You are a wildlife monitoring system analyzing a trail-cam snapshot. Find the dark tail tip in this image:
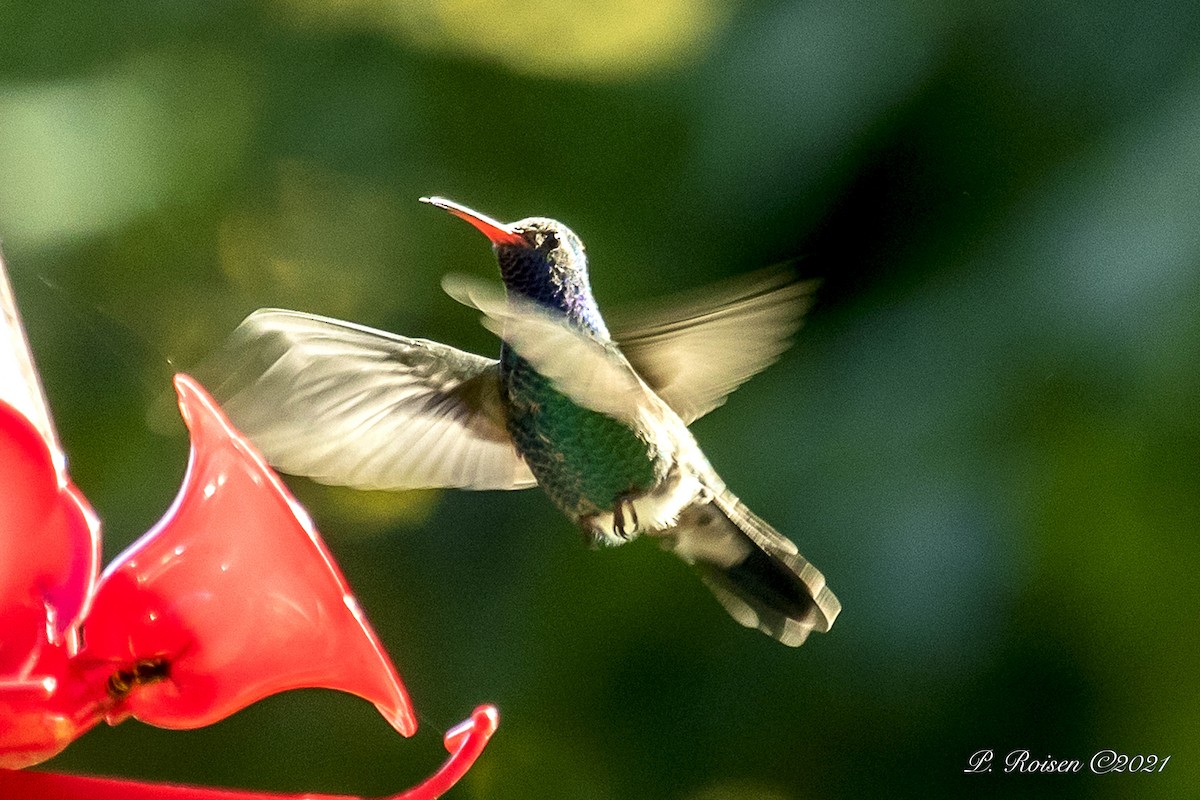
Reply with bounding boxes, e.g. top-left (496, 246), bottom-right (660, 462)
top-left (727, 547), bottom-right (825, 624)
top-left (665, 492), bottom-right (840, 647)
